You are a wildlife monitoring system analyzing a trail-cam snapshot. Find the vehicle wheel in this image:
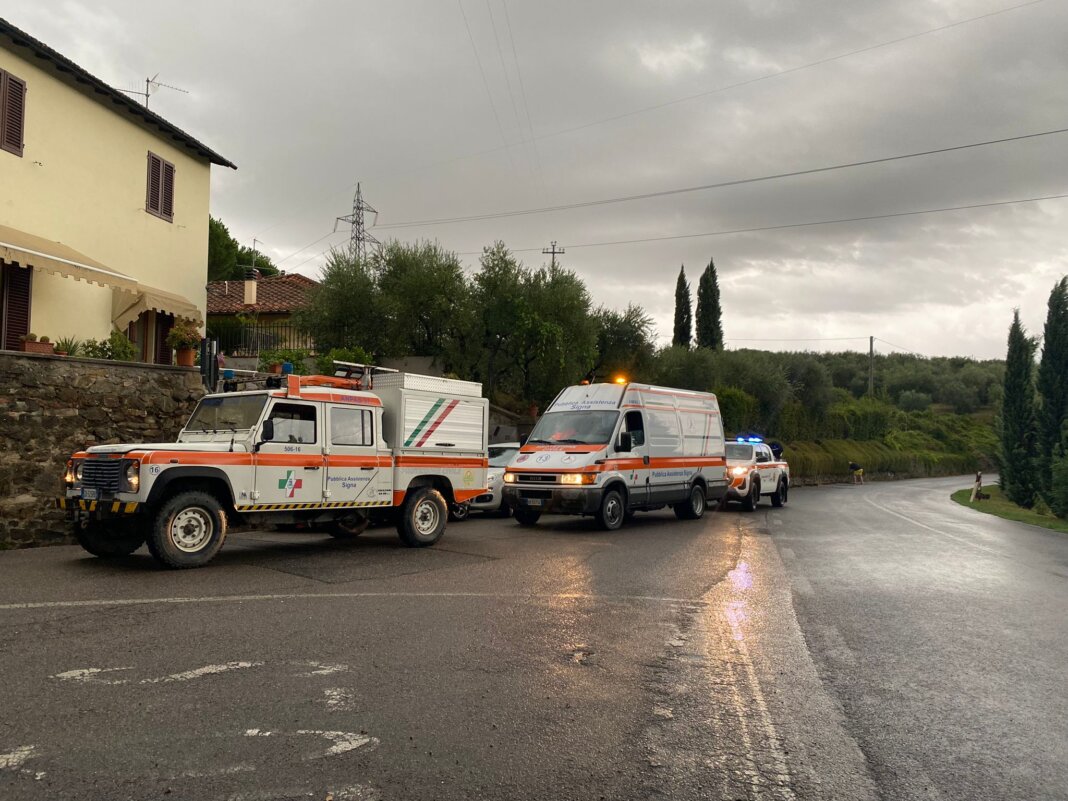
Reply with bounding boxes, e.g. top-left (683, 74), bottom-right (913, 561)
top-left (147, 491), bottom-right (227, 569)
top-left (329, 512), bottom-right (369, 539)
top-left (771, 479), bottom-right (788, 508)
top-left (449, 502), bottom-right (471, 522)
top-left (497, 498), bottom-right (513, 518)
top-left (397, 488), bottom-right (447, 547)
top-left (597, 488), bottom-right (626, 531)
top-left (73, 520), bottom-right (145, 557)
top-left (741, 479), bottom-right (760, 512)
top-left (674, 483), bottom-right (707, 520)
top-left (513, 506), bottom-right (541, 526)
